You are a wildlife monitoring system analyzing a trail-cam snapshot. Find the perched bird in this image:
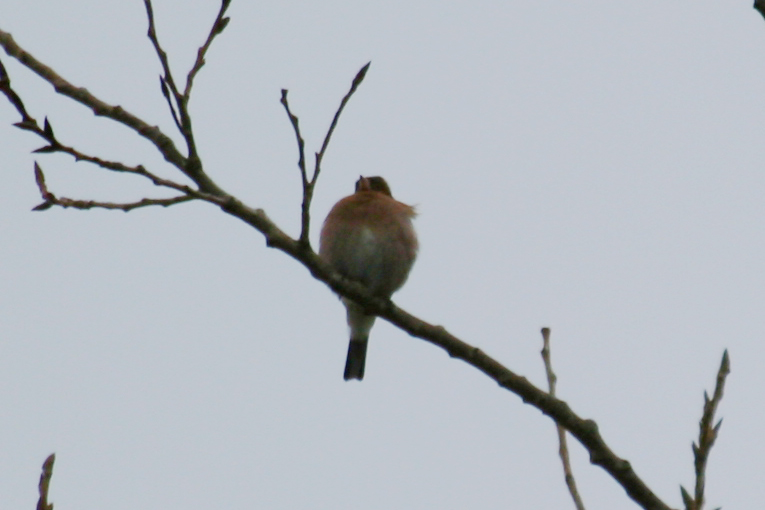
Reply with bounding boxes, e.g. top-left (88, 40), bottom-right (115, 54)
top-left (319, 176), bottom-right (418, 380)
